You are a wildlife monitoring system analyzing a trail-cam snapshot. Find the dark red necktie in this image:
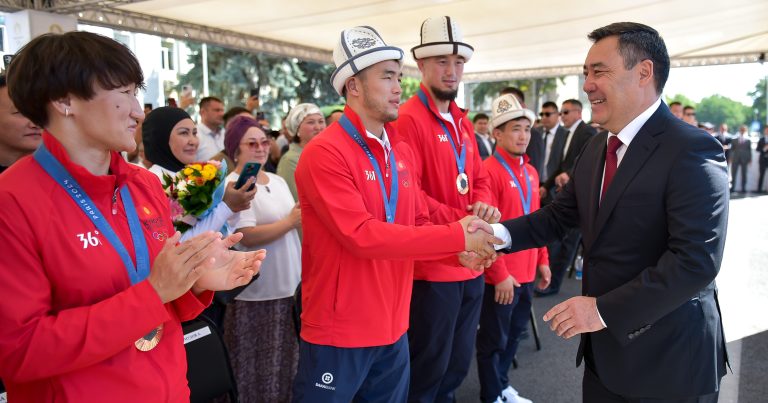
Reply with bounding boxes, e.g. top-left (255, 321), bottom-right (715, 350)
top-left (601, 135), bottom-right (623, 199)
